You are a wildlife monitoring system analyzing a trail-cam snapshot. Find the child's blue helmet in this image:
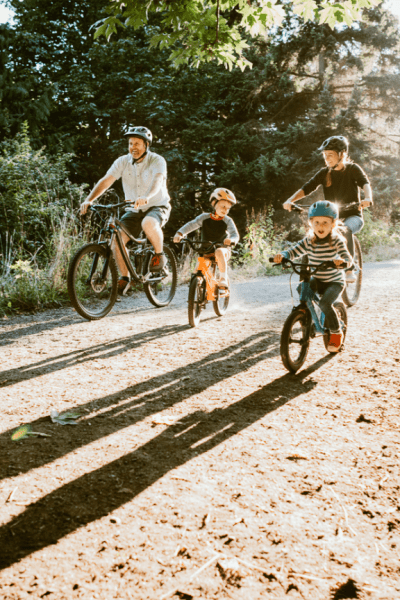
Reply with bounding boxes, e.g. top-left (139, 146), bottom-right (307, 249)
top-left (308, 201), bottom-right (338, 220)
